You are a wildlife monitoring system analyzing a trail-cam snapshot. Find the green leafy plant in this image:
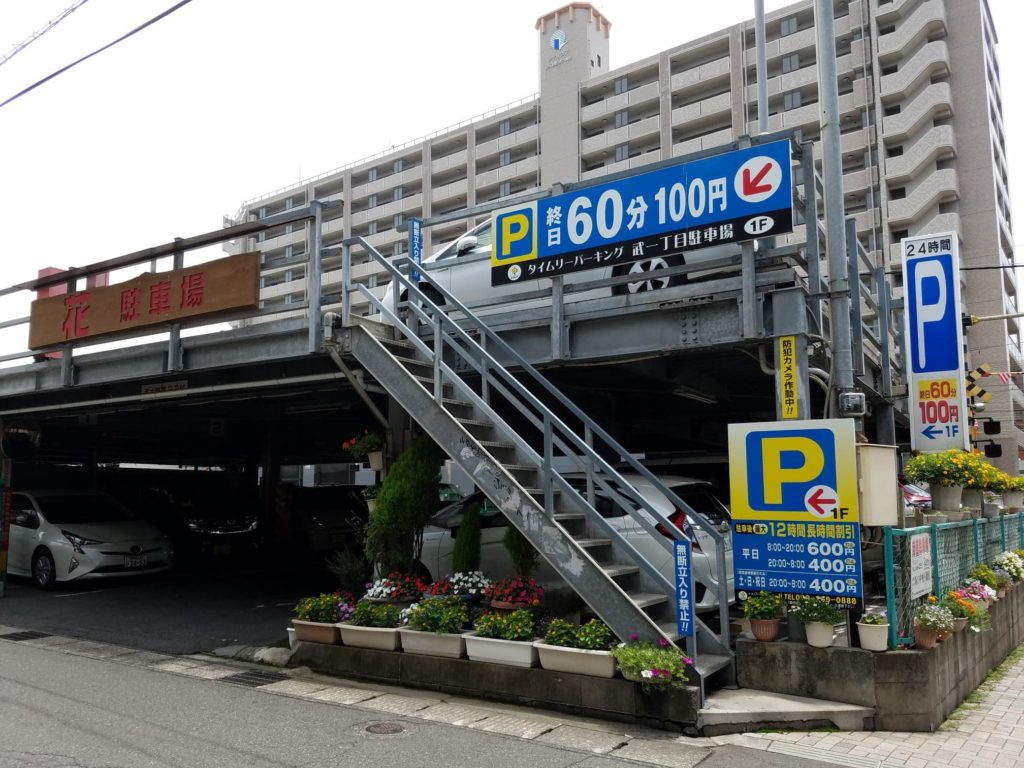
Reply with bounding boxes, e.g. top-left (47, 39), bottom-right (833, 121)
top-left (343, 430), bottom-right (385, 460)
top-left (451, 499), bottom-right (482, 573)
top-left (364, 434), bottom-right (445, 573)
top-left (406, 595), bottom-right (468, 634)
top-left (969, 564), bottom-right (1000, 590)
top-left (503, 524), bottom-right (539, 576)
top-left (348, 599), bottom-right (400, 628)
top-left (362, 484), bottom-right (381, 500)
top-left (742, 591), bottom-right (784, 620)
top-left (575, 619), bottom-right (616, 650)
top-left (541, 618), bottom-right (577, 648)
top-left (326, 549), bottom-right (373, 595)
top-left (611, 636), bottom-right (692, 692)
top-left (993, 568), bottom-right (1013, 591)
top-left (791, 595), bottom-right (844, 625)
top-left (474, 609), bottom-right (535, 641)
top-left (858, 612), bottom-right (887, 626)
top-left (294, 591), bottom-right (353, 623)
